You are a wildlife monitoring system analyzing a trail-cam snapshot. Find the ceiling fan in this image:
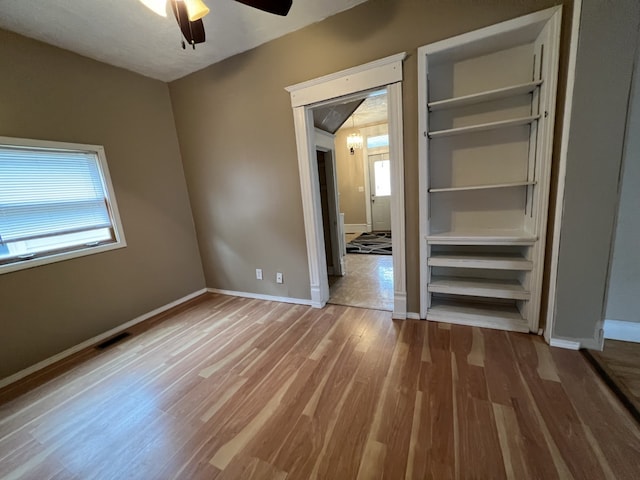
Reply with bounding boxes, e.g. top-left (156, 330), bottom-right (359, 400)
top-left (140, 0), bottom-right (293, 49)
